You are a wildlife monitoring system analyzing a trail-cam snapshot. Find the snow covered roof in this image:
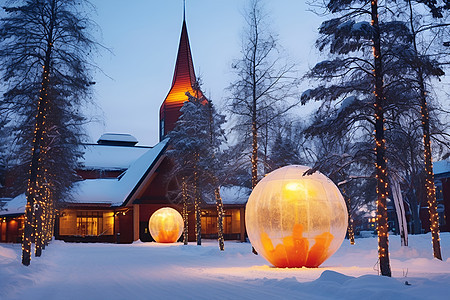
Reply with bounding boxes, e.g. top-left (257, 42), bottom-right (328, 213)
top-left (97, 133), bottom-right (138, 146)
top-left (72, 139), bottom-right (169, 206)
top-left (71, 179), bottom-right (123, 206)
top-left (0, 194), bottom-right (26, 216)
top-left (220, 186), bottom-right (251, 205)
top-left (80, 144), bottom-right (151, 171)
top-left (1, 139), bottom-right (170, 213)
top-left (434, 160), bottom-right (450, 176)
